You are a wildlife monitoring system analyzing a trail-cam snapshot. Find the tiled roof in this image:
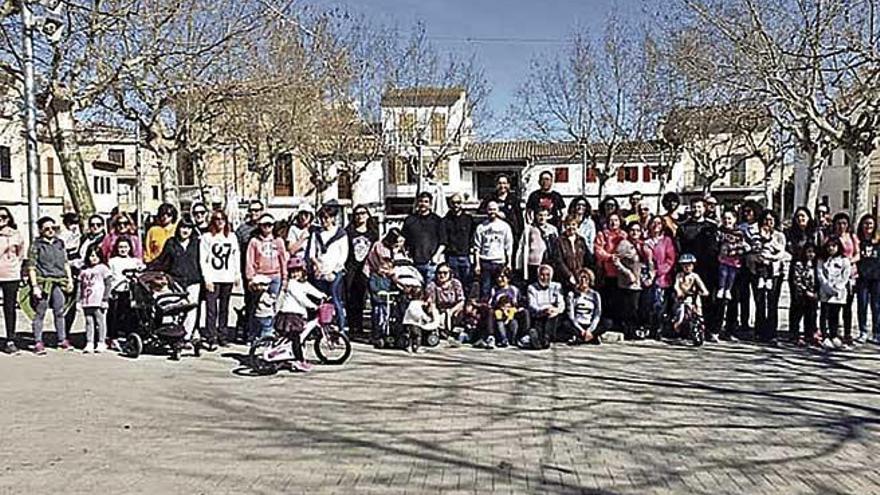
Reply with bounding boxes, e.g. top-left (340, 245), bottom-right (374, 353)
top-left (662, 105), bottom-right (772, 141)
top-left (462, 140), bottom-right (664, 163)
top-left (381, 87), bottom-right (465, 108)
